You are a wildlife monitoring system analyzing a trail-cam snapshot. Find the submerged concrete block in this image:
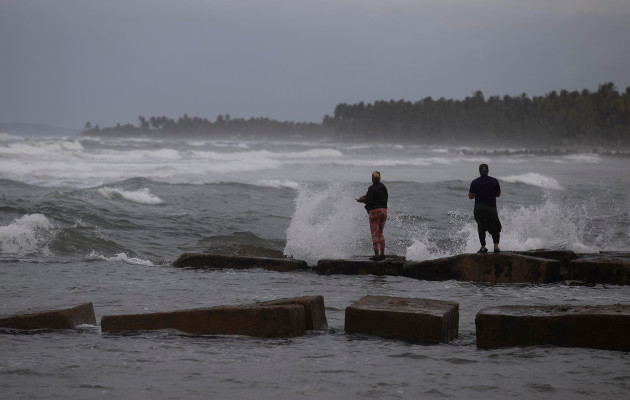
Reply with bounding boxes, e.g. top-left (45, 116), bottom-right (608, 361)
top-left (316, 256), bottom-right (406, 276)
top-left (0, 302), bottom-right (96, 331)
top-left (101, 304), bottom-right (306, 338)
top-left (345, 295), bottom-right (459, 344)
top-left (402, 253), bottom-right (562, 284)
top-left (257, 295), bottom-right (328, 331)
top-left (566, 256), bottom-right (630, 285)
top-left (475, 304), bottom-right (630, 351)
top-left (172, 253), bottom-right (308, 272)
